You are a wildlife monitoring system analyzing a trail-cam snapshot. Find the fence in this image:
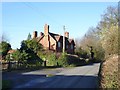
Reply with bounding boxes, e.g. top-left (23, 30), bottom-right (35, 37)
top-left (2, 61), bottom-right (18, 70)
